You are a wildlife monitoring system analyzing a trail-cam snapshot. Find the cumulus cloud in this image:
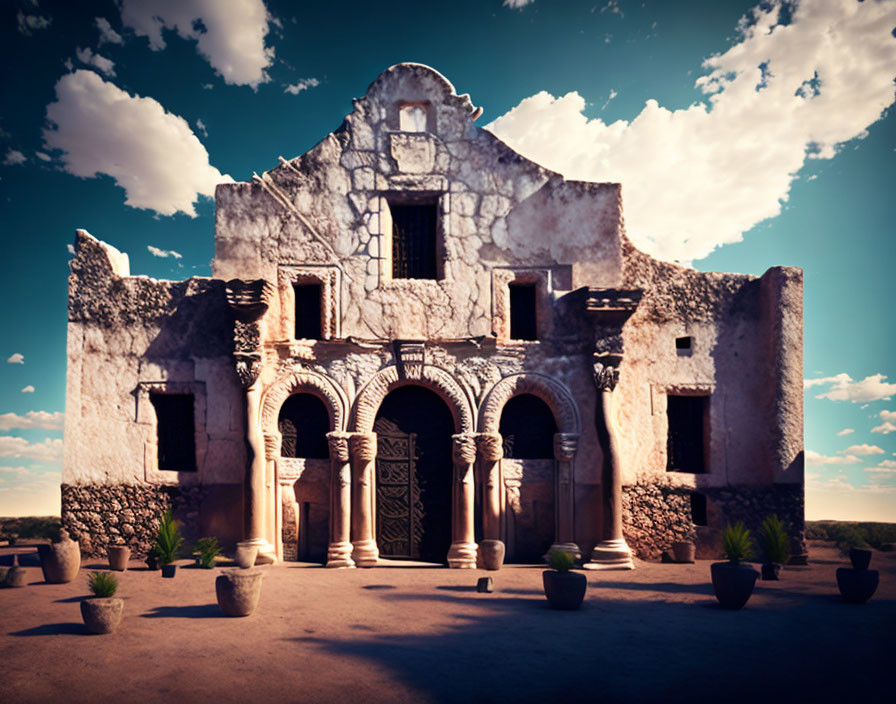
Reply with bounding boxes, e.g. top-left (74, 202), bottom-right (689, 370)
top-left (804, 373), bottom-right (896, 403)
top-left (836, 428), bottom-right (854, 437)
top-left (95, 17), bottom-right (123, 45)
top-left (17, 10), bottom-right (51, 36)
top-left (7, 353), bottom-right (24, 364)
top-left (503, 0), bottom-right (535, 8)
top-left (872, 421), bottom-right (896, 435)
top-left (805, 450), bottom-right (862, 467)
top-left (0, 437), bottom-right (62, 462)
top-left (35, 151), bottom-right (52, 162)
top-left (840, 444), bottom-right (885, 457)
top-left (0, 411), bottom-right (64, 432)
top-left (120, 0), bottom-right (275, 88)
top-left (866, 460), bottom-right (896, 474)
top-left (284, 78), bottom-right (320, 95)
top-left (75, 47), bottom-right (116, 77)
top-left (21, 386), bottom-right (35, 393)
top-left (196, 118), bottom-right (208, 137)
top-left (147, 245), bottom-right (183, 259)
top-left (3, 150), bottom-right (26, 166)
top-left (487, 0), bottom-right (896, 263)
top-left (43, 70), bottom-right (232, 217)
